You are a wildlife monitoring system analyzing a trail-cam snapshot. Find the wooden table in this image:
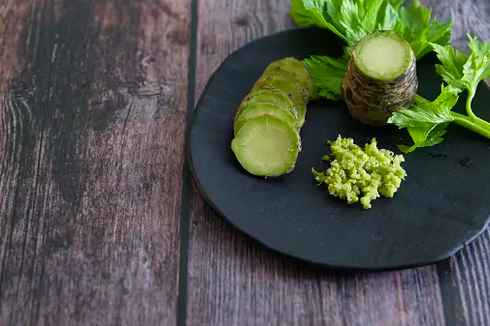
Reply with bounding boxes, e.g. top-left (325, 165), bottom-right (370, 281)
top-left (0, 0), bottom-right (489, 325)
